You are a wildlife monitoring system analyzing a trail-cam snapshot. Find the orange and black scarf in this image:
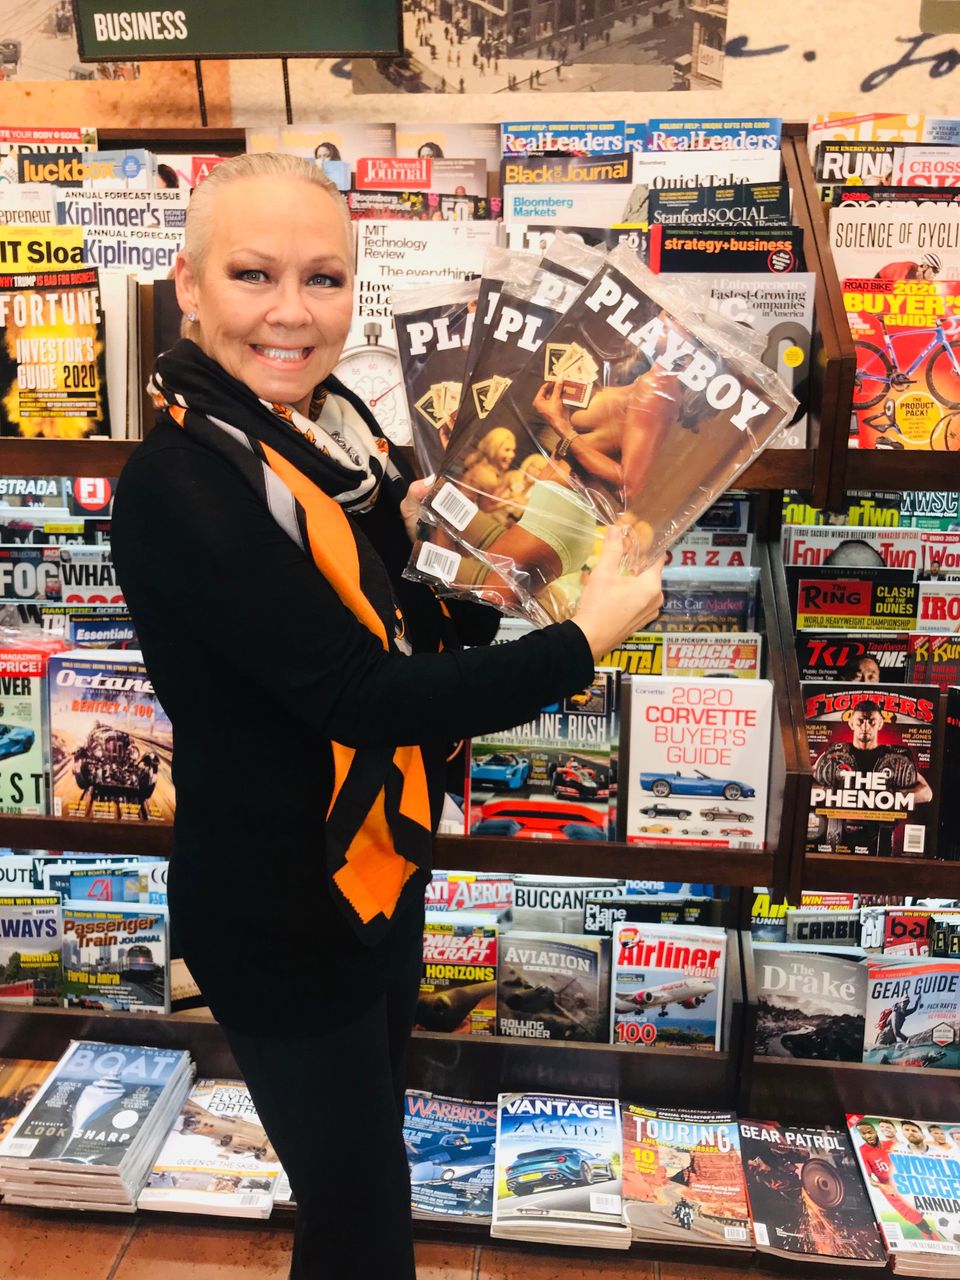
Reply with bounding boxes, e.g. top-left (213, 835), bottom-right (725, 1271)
top-left (152, 339), bottom-right (437, 945)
